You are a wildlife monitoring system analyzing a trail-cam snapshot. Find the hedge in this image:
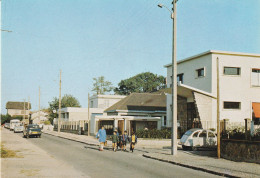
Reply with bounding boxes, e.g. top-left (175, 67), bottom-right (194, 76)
top-left (136, 128), bottom-right (171, 139)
